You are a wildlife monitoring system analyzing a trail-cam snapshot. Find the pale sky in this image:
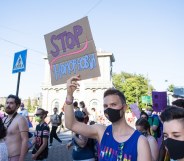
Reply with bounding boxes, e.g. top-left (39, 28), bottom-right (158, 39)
top-left (0, 0), bottom-right (184, 99)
